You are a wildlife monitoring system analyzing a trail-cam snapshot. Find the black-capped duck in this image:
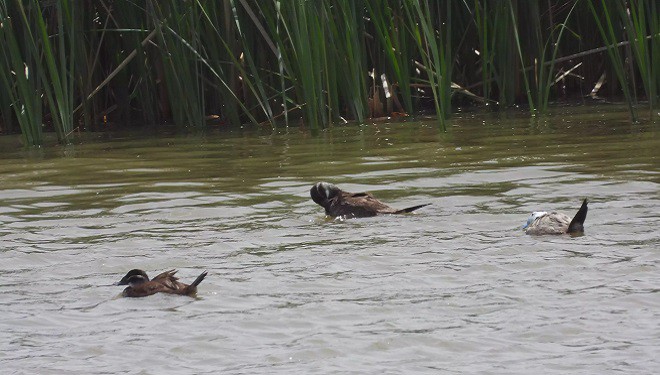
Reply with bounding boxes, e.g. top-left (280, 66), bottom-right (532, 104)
top-left (523, 198), bottom-right (588, 235)
top-left (116, 269), bottom-right (207, 297)
top-left (310, 181), bottom-right (430, 219)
